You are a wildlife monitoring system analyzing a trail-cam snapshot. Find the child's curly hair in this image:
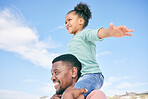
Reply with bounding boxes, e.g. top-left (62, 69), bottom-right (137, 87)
top-left (68, 2), bottom-right (92, 28)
